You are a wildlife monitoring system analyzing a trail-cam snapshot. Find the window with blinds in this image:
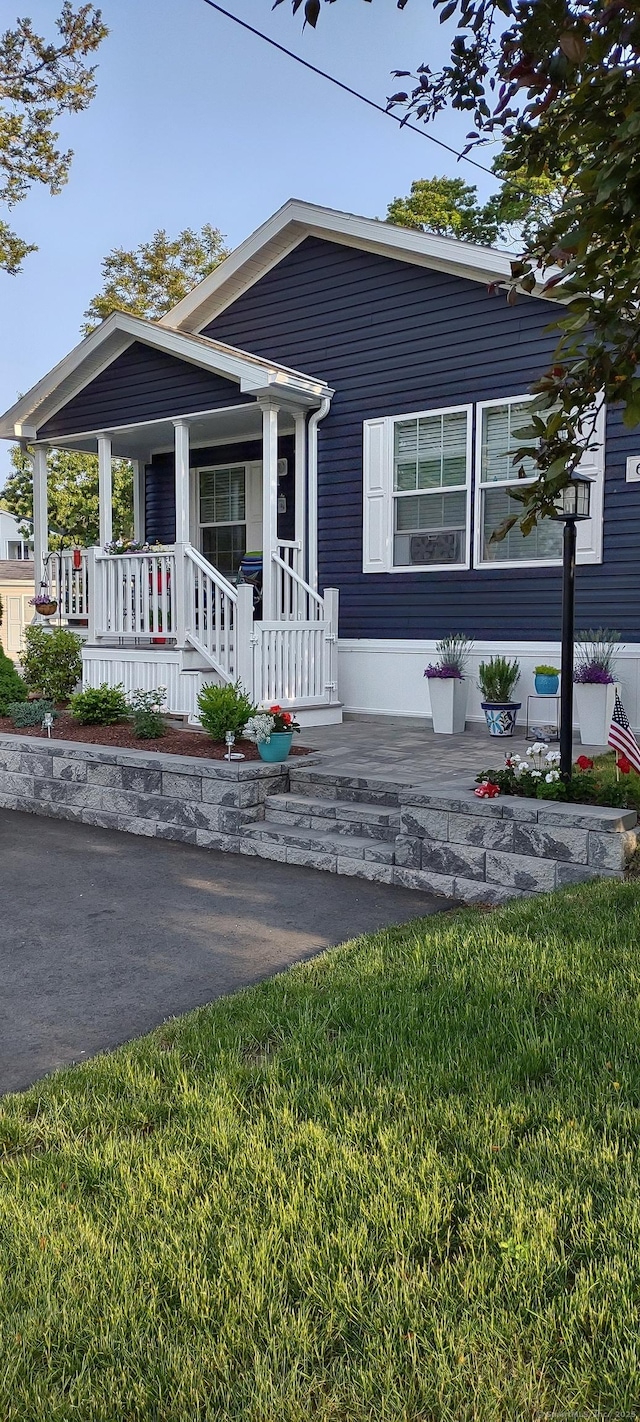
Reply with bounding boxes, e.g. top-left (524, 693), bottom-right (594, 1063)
top-left (199, 465), bottom-right (246, 578)
top-left (478, 400), bottom-right (562, 563)
top-left (392, 410), bottom-right (469, 567)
